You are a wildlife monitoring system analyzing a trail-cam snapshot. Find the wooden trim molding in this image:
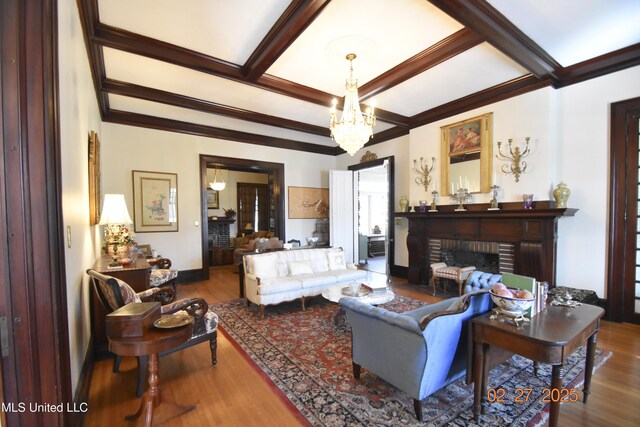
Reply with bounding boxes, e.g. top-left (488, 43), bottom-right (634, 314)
top-left (1, 0), bottom-right (72, 425)
top-left (243, 0), bottom-right (331, 81)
